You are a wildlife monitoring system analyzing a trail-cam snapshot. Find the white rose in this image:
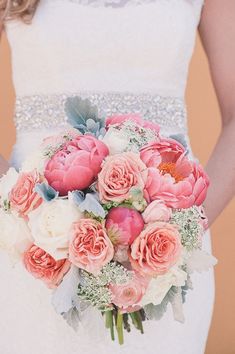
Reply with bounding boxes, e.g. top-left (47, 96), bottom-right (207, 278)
top-left (140, 265), bottom-right (188, 307)
top-left (28, 199), bottom-right (83, 260)
top-left (0, 209), bottom-right (32, 262)
top-left (21, 150), bottom-right (47, 174)
top-left (0, 168), bottom-right (19, 204)
top-left (102, 128), bottom-right (130, 154)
